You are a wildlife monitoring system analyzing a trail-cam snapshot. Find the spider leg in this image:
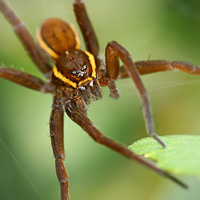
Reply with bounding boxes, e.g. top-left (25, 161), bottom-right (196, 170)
top-left (0, 66), bottom-right (53, 93)
top-left (73, 0), bottom-right (99, 57)
top-left (0, 0), bottom-right (52, 78)
top-left (118, 60), bottom-right (200, 78)
top-left (64, 98), bottom-right (187, 188)
top-left (50, 93), bottom-right (69, 200)
top-left (105, 41), bottom-right (166, 148)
